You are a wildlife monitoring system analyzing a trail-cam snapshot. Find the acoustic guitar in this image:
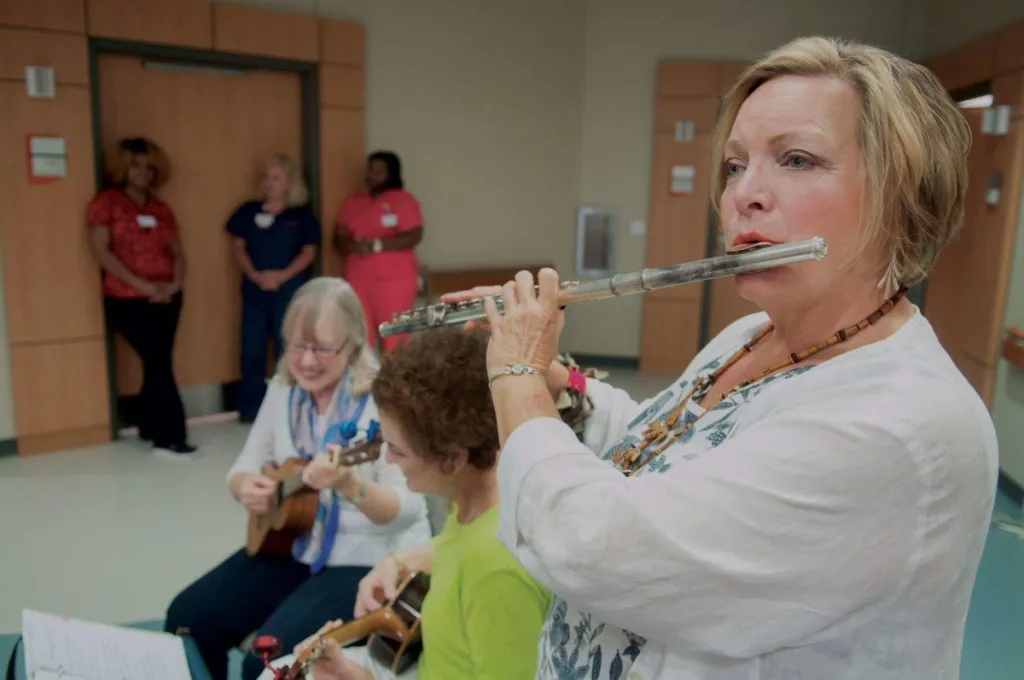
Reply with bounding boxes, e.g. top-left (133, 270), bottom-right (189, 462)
top-left (253, 571), bottom-right (430, 679)
top-left (245, 429), bottom-right (383, 558)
